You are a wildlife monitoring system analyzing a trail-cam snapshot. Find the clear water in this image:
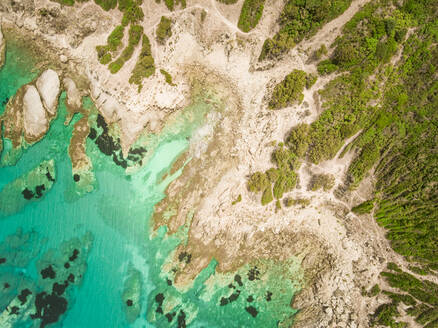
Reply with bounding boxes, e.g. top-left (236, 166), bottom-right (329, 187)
top-left (0, 36), bottom-right (303, 328)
